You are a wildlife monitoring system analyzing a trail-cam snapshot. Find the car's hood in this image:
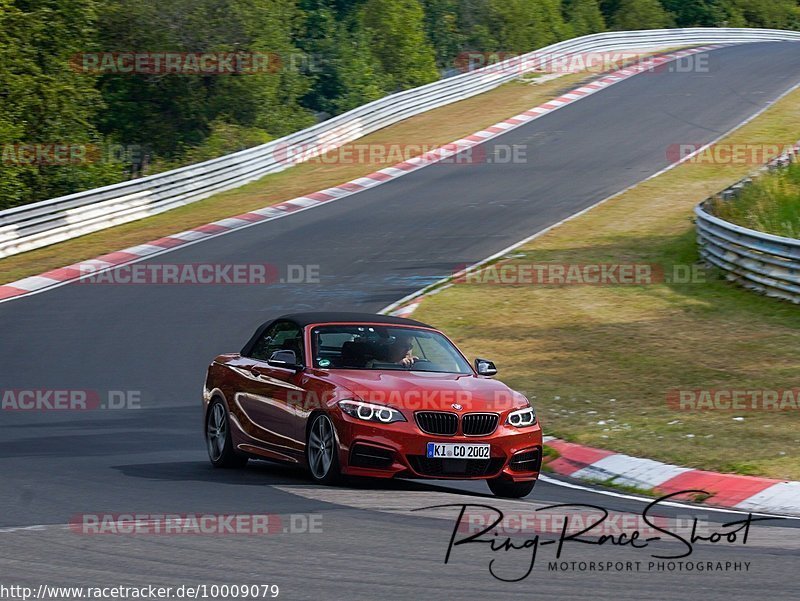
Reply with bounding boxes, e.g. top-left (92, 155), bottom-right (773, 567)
top-left (322, 369), bottom-right (527, 413)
